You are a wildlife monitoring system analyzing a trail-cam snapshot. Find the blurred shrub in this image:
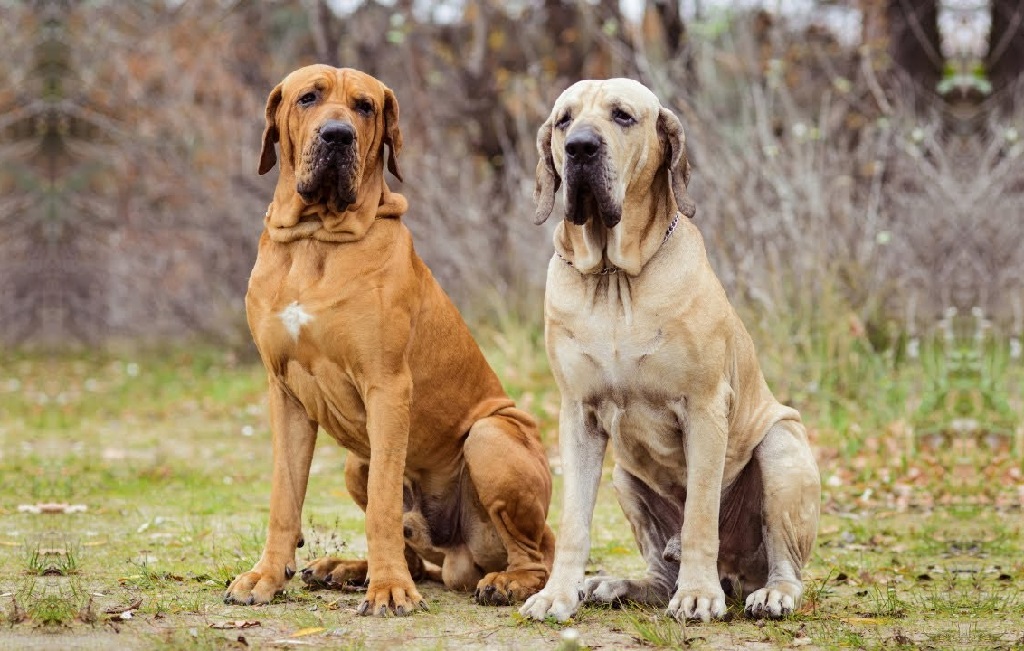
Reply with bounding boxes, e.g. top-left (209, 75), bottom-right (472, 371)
top-left (0, 0), bottom-right (1012, 354)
